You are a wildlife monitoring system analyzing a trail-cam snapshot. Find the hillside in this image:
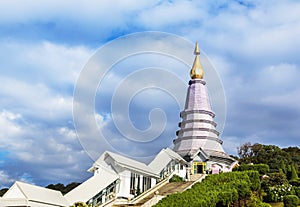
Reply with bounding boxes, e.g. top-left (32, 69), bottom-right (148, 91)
top-left (155, 143), bottom-right (300, 207)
